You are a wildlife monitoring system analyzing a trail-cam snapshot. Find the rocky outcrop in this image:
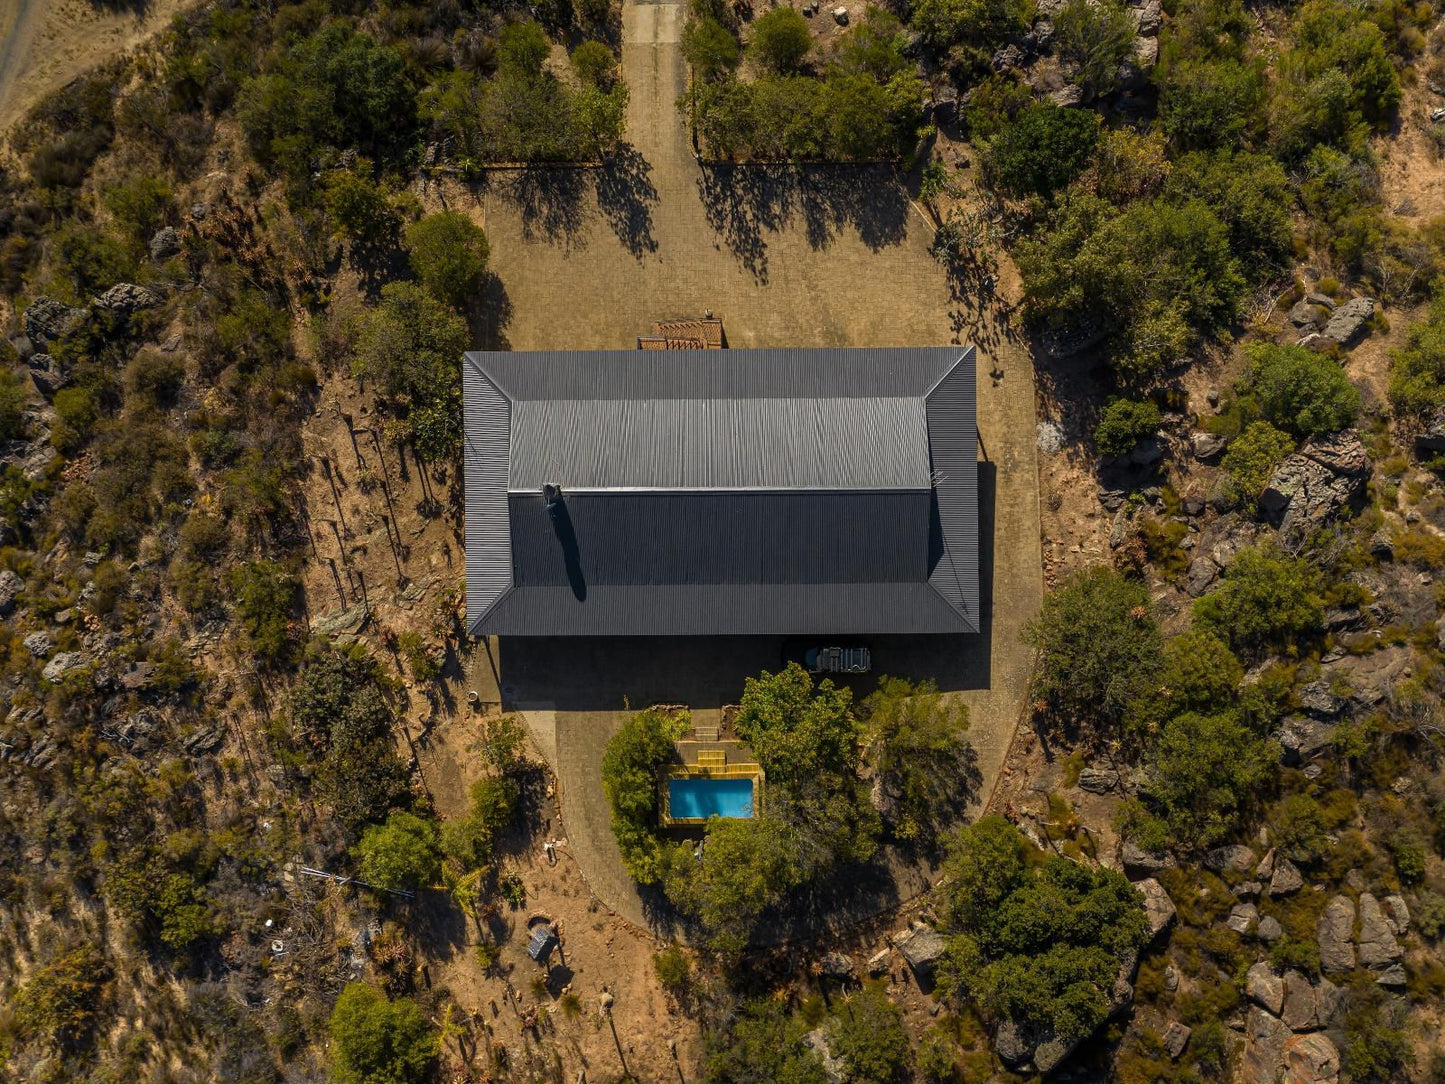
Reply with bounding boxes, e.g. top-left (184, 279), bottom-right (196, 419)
top-left (1259, 432), bottom-right (1370, 541)
top-left (26, 352), bottom-right (71, 398)
top-left (42, 651), bottom-right (86, 683)
top-left (1205, 844), bottom-right (1256, 873)
top-left (1273, 716), bottom-right (1336, 766)
top-left (1229, 902), bottom-right (1260, 934)
top-left (994, 950), bottom-right (1138, 1073)
top-left (1283, 1032), bottom-right (1340, 1084)
top-left (149, 226), bottom-right (182, 261)
top-left (1246, 963), bottom-right (1285, 1015)
top-left (1280, 971), bottom-right (1340, 1031)
top-left (0, 568), bottom-right (21, 616)
top-left (1079, 765), bottom-right (1120, 793)
top-left (94, 283), bottom-right (161, 312)
top-left (23, 297), bottom-right (84, 348)
top-left (804, 1028), bottom-right (847, 1084)
top-left (1319, 297), bottom-right (1375, 345)
top-left (1356, 893), bottom-right (1403, 969)
top-left (819, 952), bottom-right (854, 979)
top-left (1122, 841), bottom-right (1175, 878)
top-left (1241, 1006), bottom-right (1291, 1084)
top-left (1317, 895), bottom-right (1356, 974)
top-left (1163, 1021), bottom-right (1191, 1060)
top-left (1135, 878), bottom-right (1176, 940)
top-left (893, 923), bottom-right (945, 976)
